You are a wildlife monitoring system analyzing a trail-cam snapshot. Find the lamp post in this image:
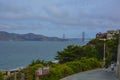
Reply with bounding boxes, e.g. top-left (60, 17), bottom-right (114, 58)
top-left (103, 39), bottom-right (106, 62)
top-left (99, 38), bottom-right (106, 65)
